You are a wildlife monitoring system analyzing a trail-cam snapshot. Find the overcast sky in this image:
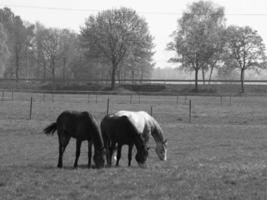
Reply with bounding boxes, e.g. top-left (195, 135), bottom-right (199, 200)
top-left (1, 0), bottom-right (267, 69)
